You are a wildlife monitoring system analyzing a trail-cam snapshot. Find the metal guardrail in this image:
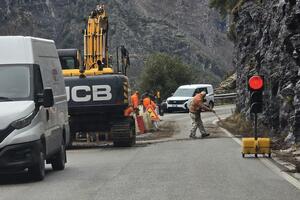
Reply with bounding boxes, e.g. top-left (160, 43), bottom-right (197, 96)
top-left (214, 93), bottom-right (237, 100)
top-left (161, 93), bottom-right (237, 104)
